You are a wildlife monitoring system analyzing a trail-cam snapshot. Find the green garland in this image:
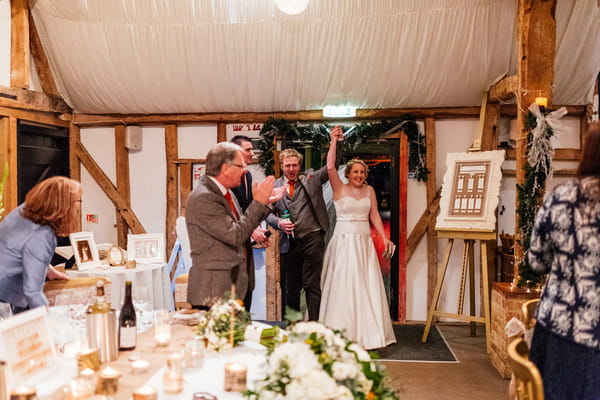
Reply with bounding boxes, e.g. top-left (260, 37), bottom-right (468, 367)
top-left (257, 116), bottom-right (428, 181)
top-left (515, 111), bottom-right (554, 288)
